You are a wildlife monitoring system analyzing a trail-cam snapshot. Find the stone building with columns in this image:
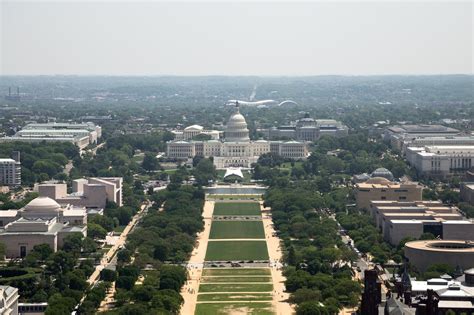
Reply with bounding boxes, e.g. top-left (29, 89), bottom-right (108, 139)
top-left (166, 105), bottom-right (308, 169)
